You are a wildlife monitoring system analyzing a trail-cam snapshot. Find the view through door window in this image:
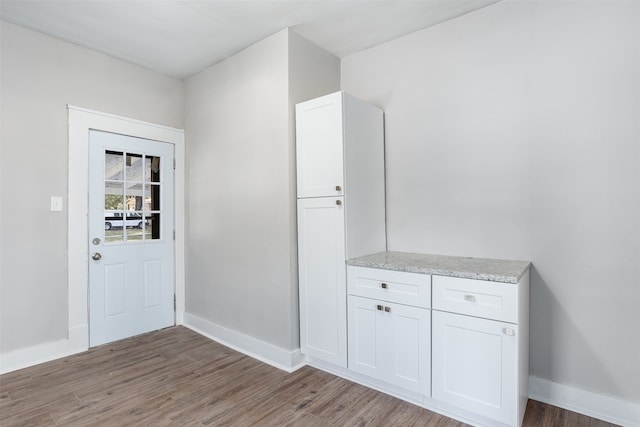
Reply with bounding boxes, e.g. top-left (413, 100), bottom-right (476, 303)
top-left (104, 150), bottom-right (161, 243)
